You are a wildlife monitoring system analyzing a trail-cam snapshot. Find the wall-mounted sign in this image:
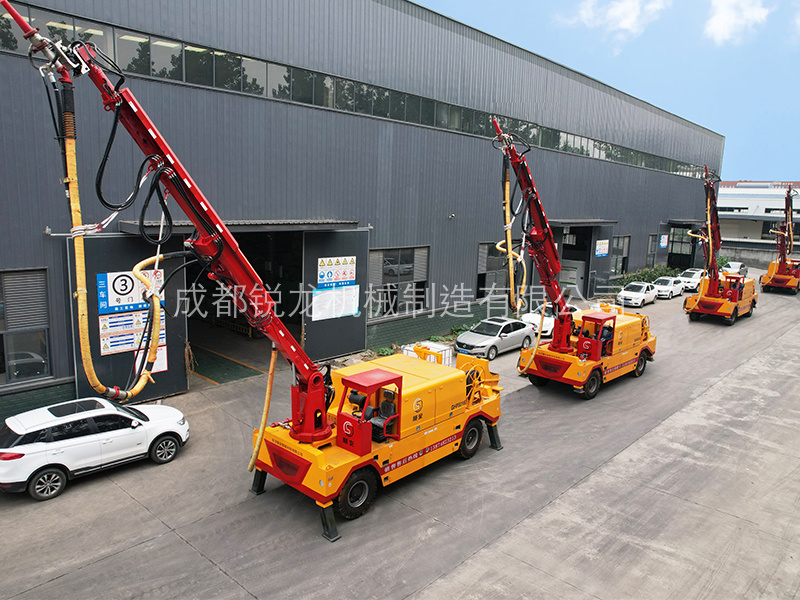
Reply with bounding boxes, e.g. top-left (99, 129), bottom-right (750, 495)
top-left (312, 285), bottom-right (360, 321)
top-left (97, 269), bottom-right (163, 315)
top-left (317, 256), bottom-right (356, 289)
top-left (595, 239), bottom-right (610, 257)
top-left (659, 234), bottom-right (669, 249)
